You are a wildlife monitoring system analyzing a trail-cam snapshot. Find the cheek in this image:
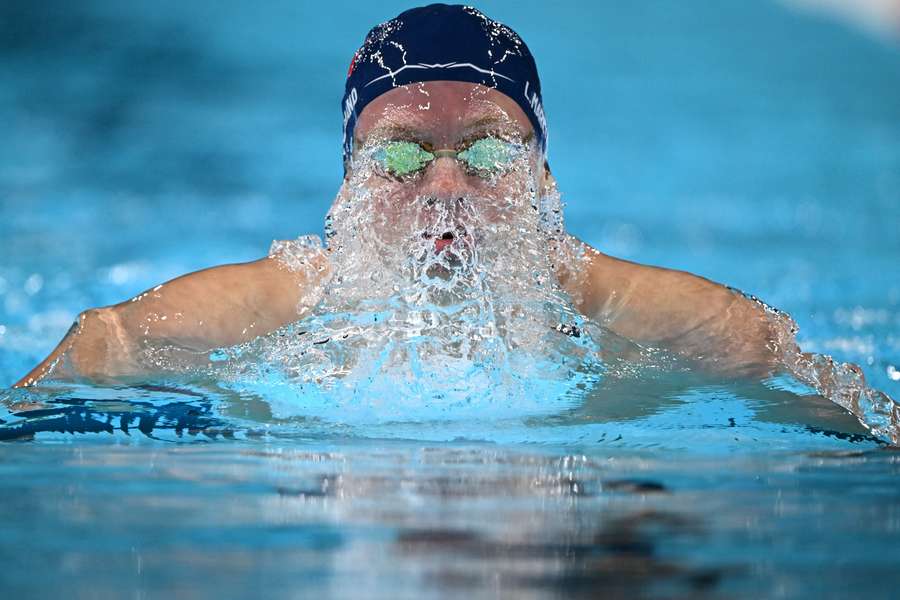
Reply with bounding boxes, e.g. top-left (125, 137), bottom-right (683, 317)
top-left (471, 171), bottom-right (536, 213)
top-left (370, 183), bottom-right (418, 217)
top-left (364, 182), bottom-right (430, 240)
